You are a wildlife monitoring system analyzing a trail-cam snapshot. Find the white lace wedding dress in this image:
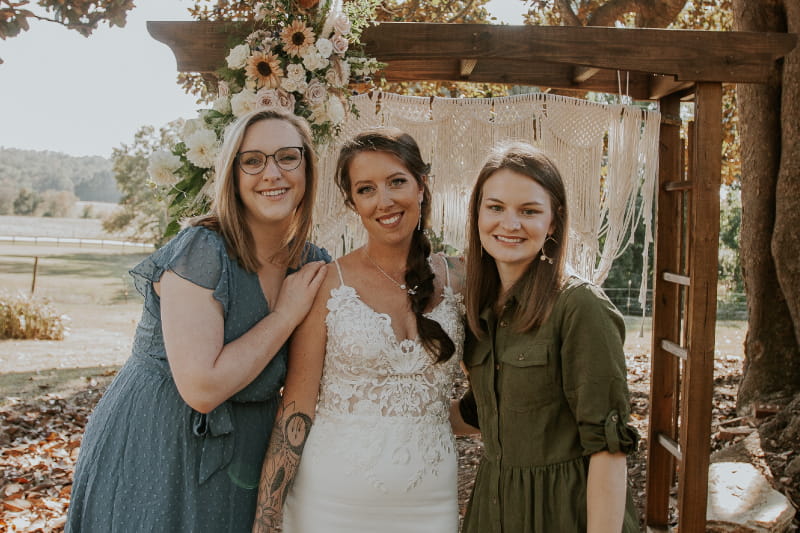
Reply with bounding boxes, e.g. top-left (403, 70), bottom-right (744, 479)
top-left (282, 258), bottom-right (464, 532)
